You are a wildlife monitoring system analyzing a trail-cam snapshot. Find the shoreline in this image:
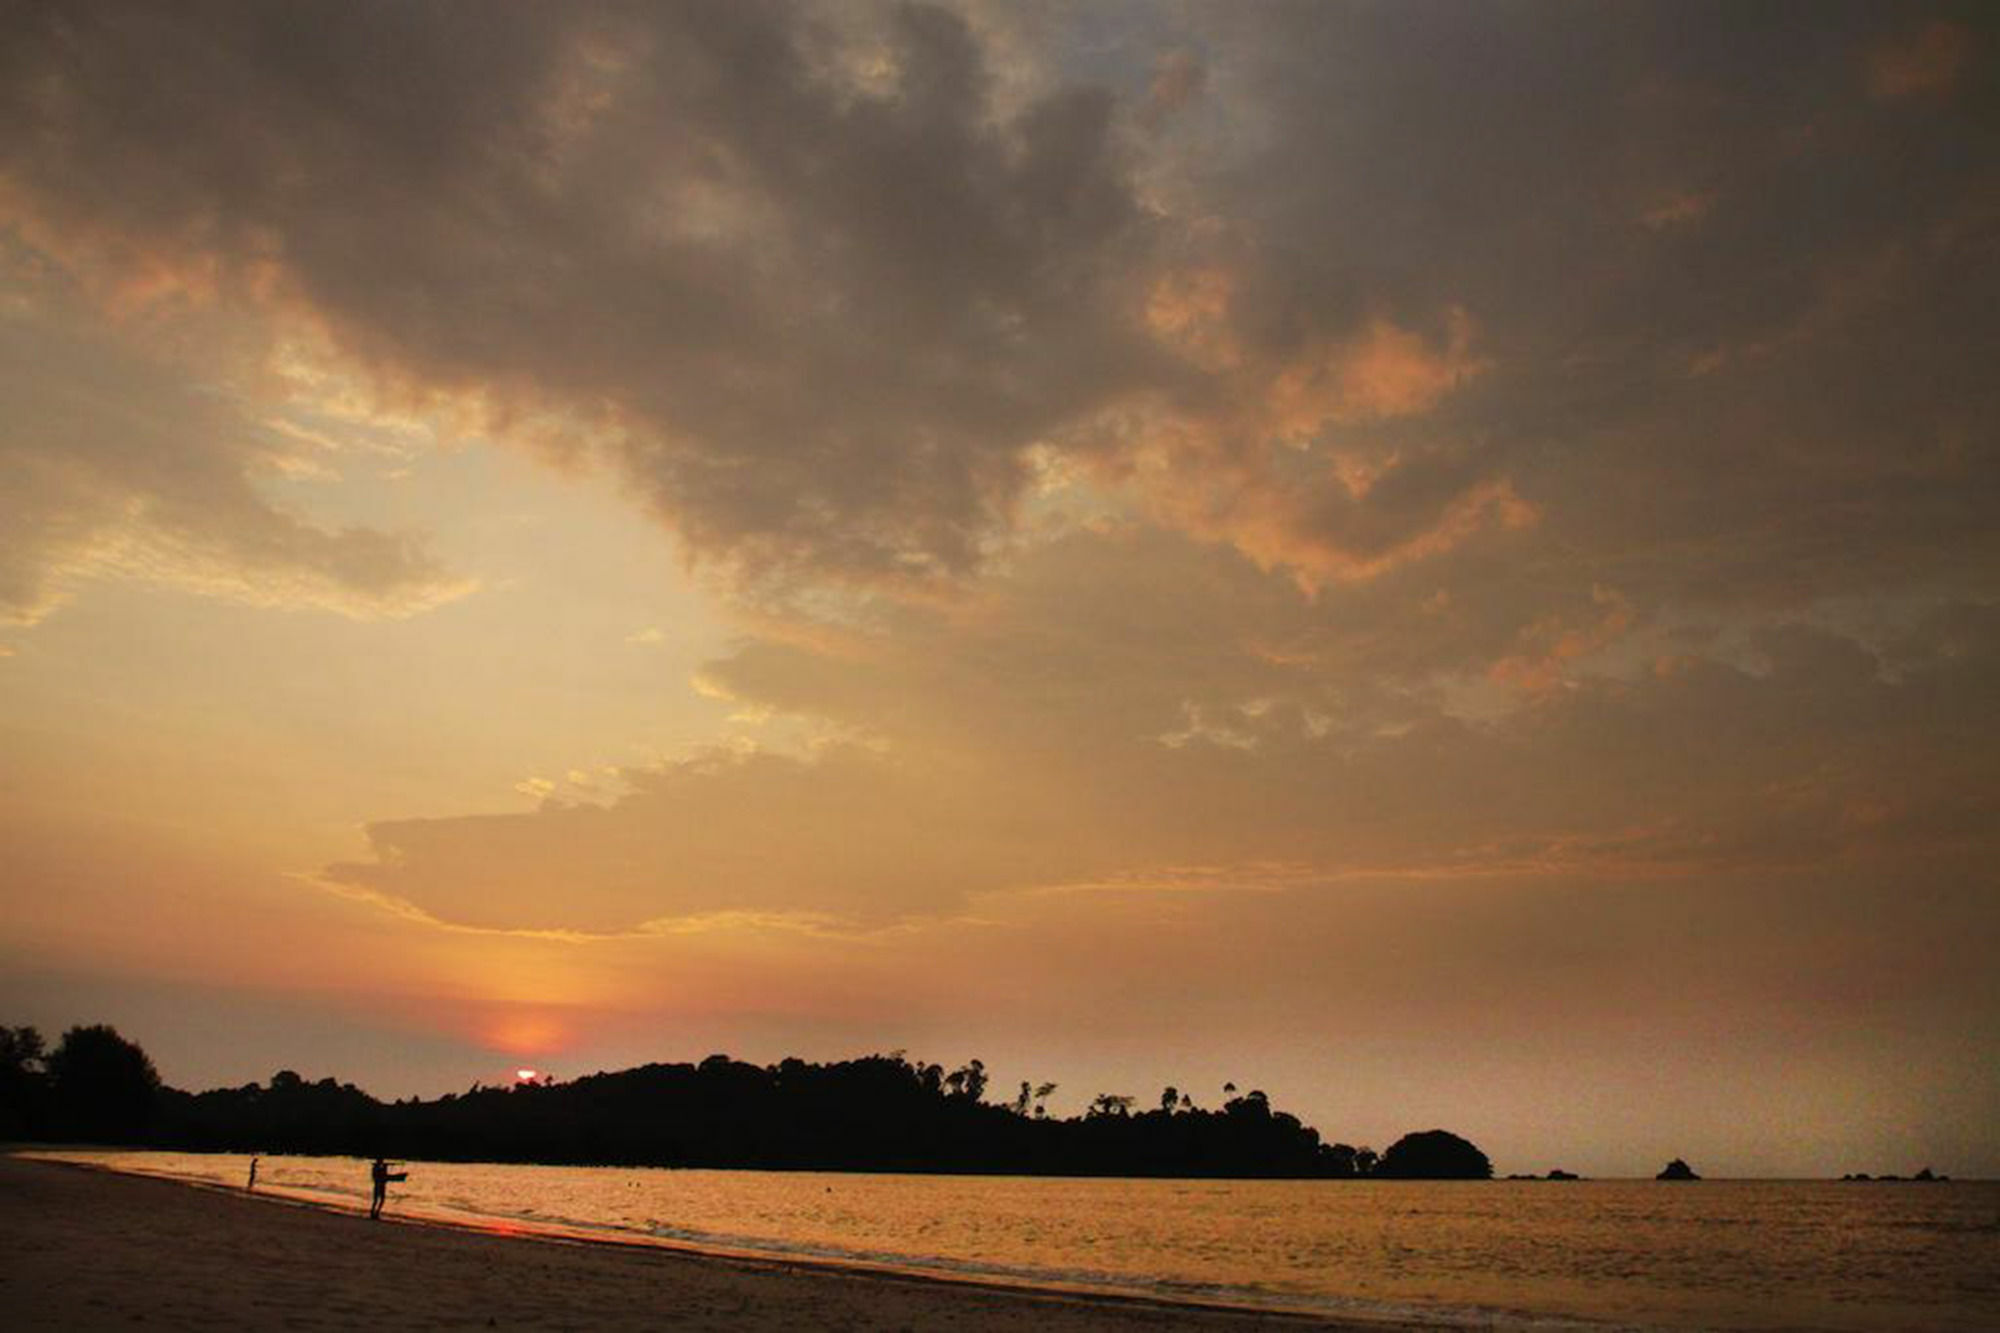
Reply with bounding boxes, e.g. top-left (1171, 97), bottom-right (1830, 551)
top-left (52, 1155), bottom-right (1341, 1318)
top-left (1, 1154), bottom-right (1426, 1330)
